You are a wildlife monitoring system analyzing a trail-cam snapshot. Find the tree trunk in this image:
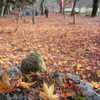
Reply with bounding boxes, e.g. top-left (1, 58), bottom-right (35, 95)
top-left (71, 0), bottom-right (77, 24)
top-left (79, 8), bottom-right (81, 13)
top-left (40, 0), bottom-right (44, 15)
top-left (60, 4), bottom-right (62, 13)
top-left (1, 6), bottom-right (5, 16)
top-left (0, 0), bottom-right (7, 16)
top-left (15, 11), bottom-right (22, 32)
top-left (32, 2), bottom-right (36, 24)
top-left (57, 0), bottom-right (62, 13)
top-left (86, 7), bottom-right (88, 13)
top-left (32, 8), bottom-right (36, 24)
top-left (40, 4), bottom-right (44, 15)
top-left (91, 0), bottom-right (99, 17)
top-left (73, 13), bottom-right (76, 24)
top-left (71, 0), bottom-right (77, 16)
top-left (13, 3), bottom-right (17, 11)
top-left (4, 4), bottom-right (10, 15)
